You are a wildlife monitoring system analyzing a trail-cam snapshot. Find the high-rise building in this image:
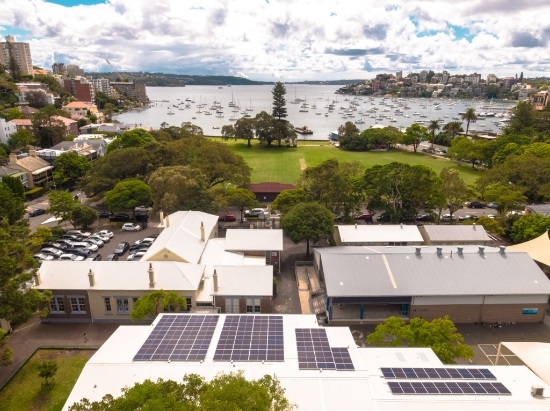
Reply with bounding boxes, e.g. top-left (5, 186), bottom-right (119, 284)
top-left (487, 74), bottom-right (497, 83)
top-left (419, 70), bottom-right (428, 83)
top-left (52, 63), bottom-right (66, 76)
top-left (110, 81), bottom-right (148, 104)
top-left (64, 77), bottom-right (95, 103)
top-left (0, 35), bottom-right (33, 76)
top-left (395, 71), bottom-right (402, 81)
top-left (66, 64), bottom-right (84, 77)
